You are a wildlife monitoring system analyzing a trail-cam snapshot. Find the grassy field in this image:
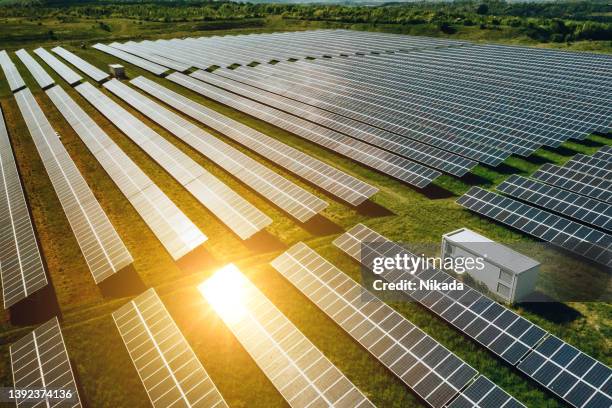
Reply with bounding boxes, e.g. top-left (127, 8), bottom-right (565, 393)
top-left (0, 27), bottom-right (610, 408)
